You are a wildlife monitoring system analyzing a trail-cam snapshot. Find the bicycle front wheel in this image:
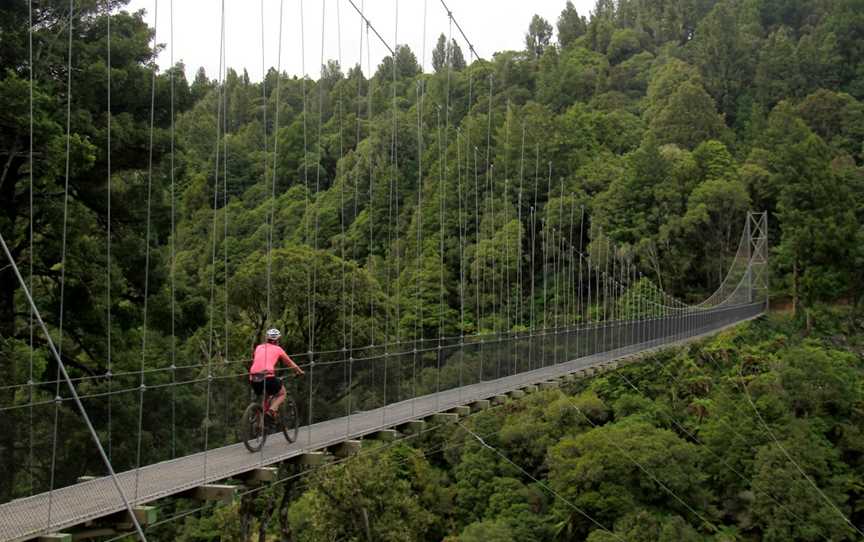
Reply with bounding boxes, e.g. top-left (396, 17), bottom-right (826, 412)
top-left (280, 399), bottom-right (299, 444)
